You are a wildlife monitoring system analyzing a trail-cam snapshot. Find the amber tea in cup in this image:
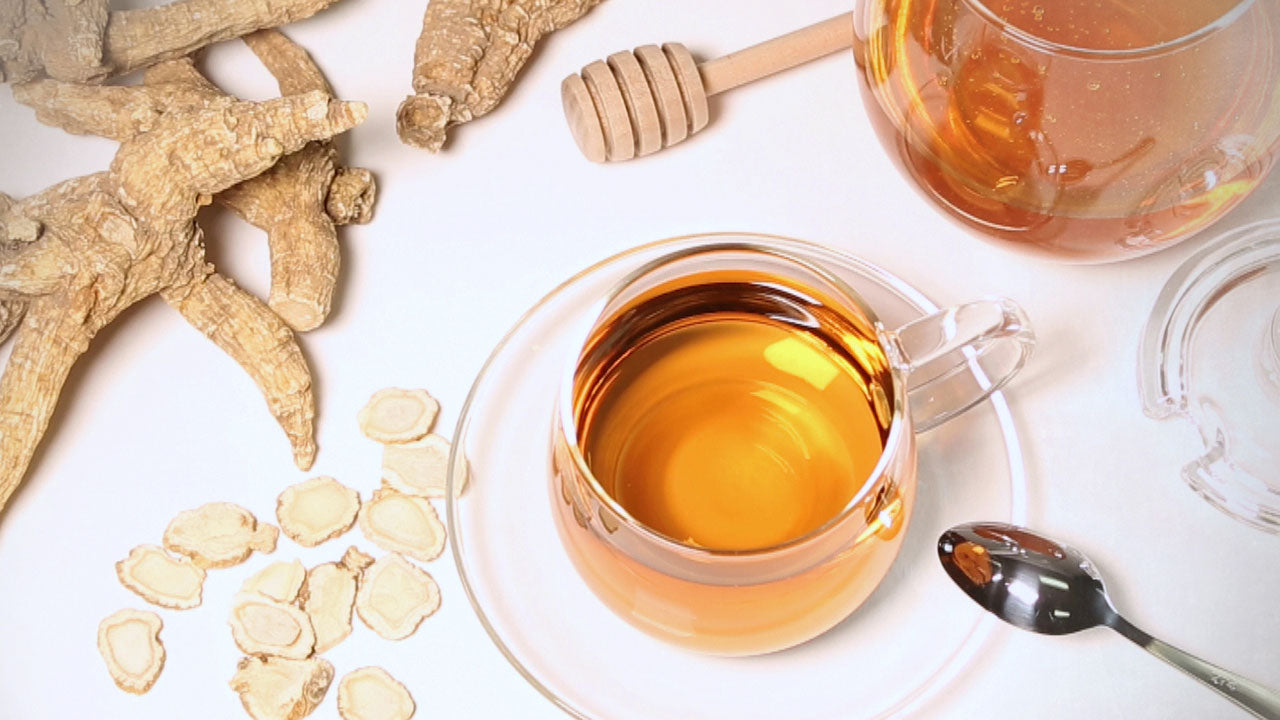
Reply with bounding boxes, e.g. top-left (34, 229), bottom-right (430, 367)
top-left (551, 241), bottom-right (1034, 655)
top-left (577, 279), bottom-right (890, 551)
